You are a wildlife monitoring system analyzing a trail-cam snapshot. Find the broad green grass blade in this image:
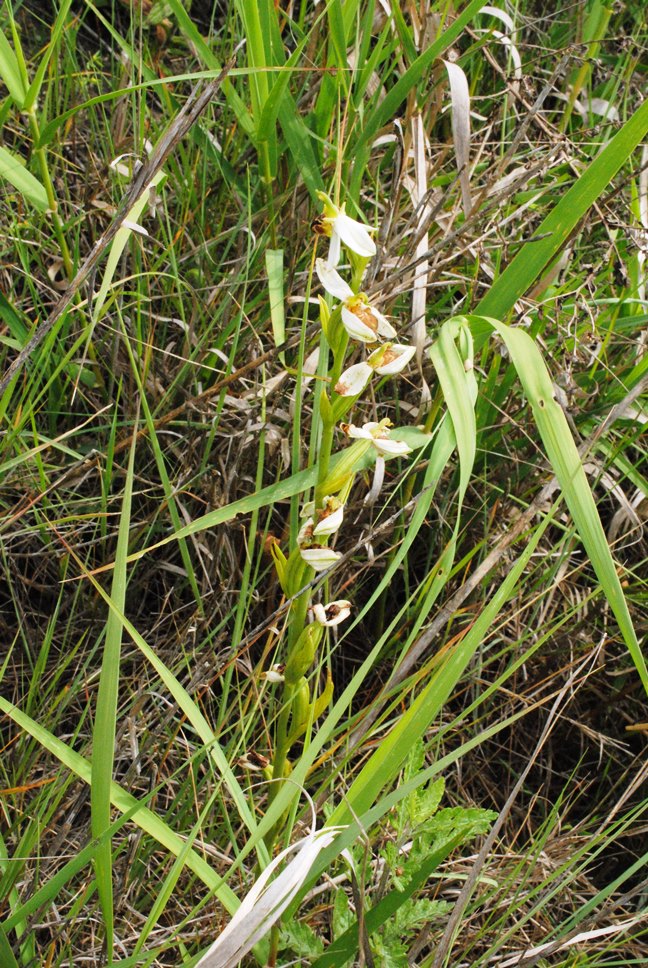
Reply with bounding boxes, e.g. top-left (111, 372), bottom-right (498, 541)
top-left (475, 98), bottom-right (648, 320)
top-left (470, 313), bottom-right (647, 693)
top-left (429, 318), bottom-right (477, 504)
top-left (0, 831), bottom-right (27, 965)
top-left (0, 28), bottom-right (26, 107)
top-left (0, 291), bottom-right (29, 346)
top-left (91, 408), bottom-right (139, 951)
top-left (0, 697), bottom-right (241, 914)
top-left (0, 925), bottom-right (19, 968)
top-left (0, 146), bottom-right (48, 212)
top-left (265, 248), bottom-right (285, 358)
